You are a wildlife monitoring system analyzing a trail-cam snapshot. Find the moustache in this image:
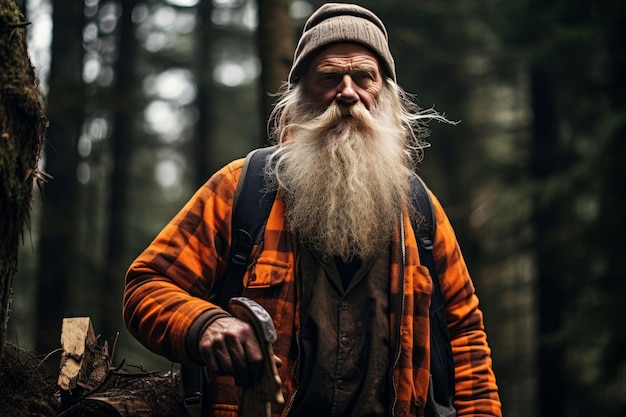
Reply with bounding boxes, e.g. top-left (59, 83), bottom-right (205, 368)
top-left (304, 101), bottom-right (377, 133)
